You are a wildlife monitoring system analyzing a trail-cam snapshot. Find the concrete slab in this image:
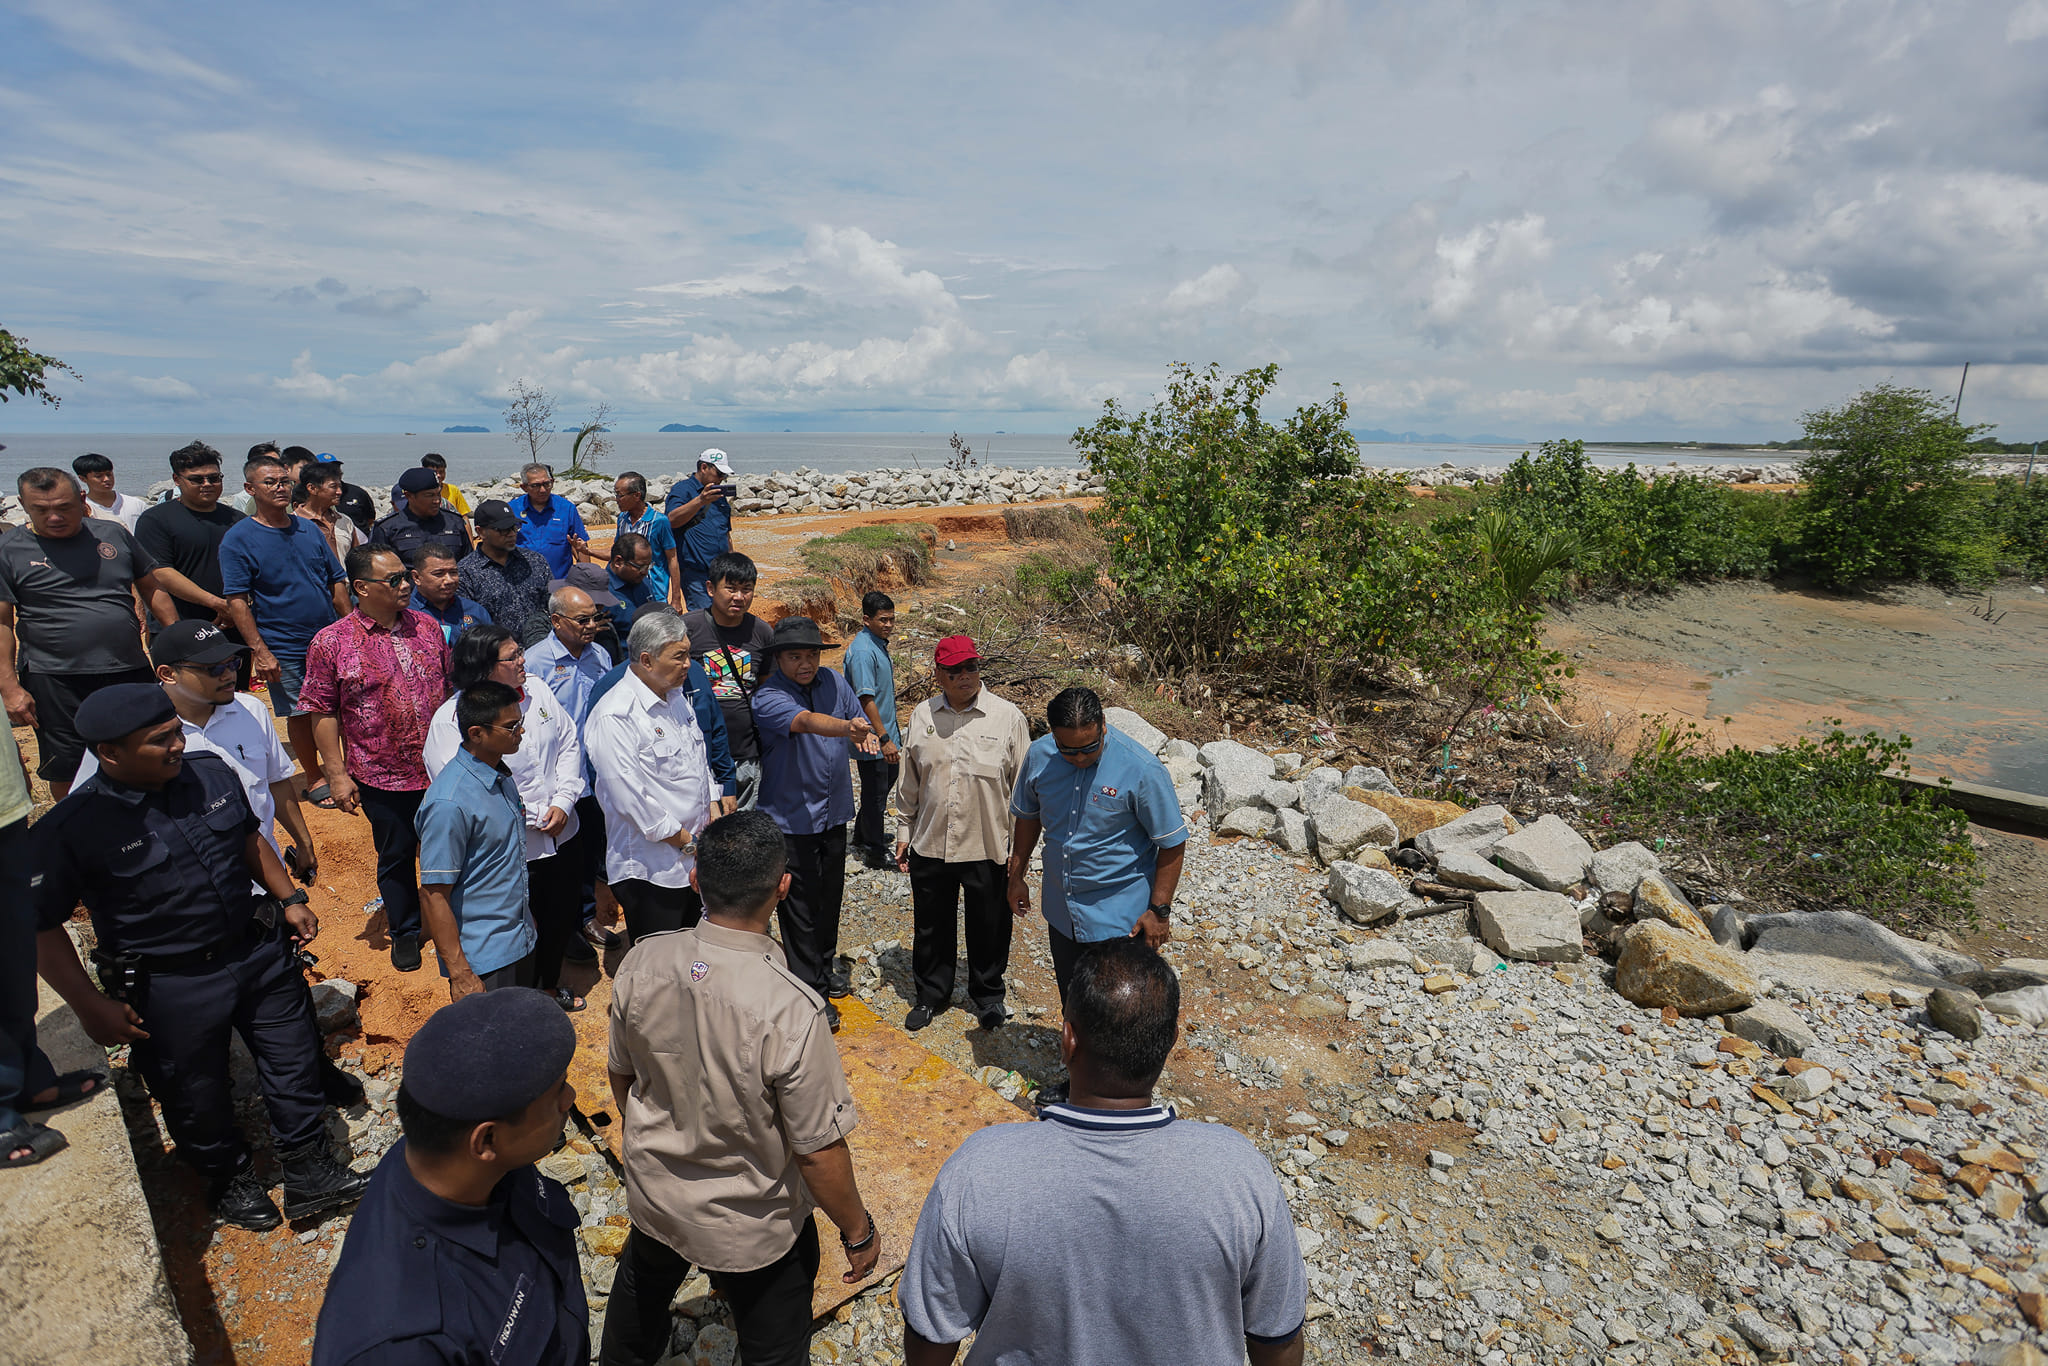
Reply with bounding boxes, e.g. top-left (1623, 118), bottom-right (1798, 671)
top-left (0, 978), bottom-right (191, 1366)
top-left (566, 977), bottom-right (1027, 1319)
